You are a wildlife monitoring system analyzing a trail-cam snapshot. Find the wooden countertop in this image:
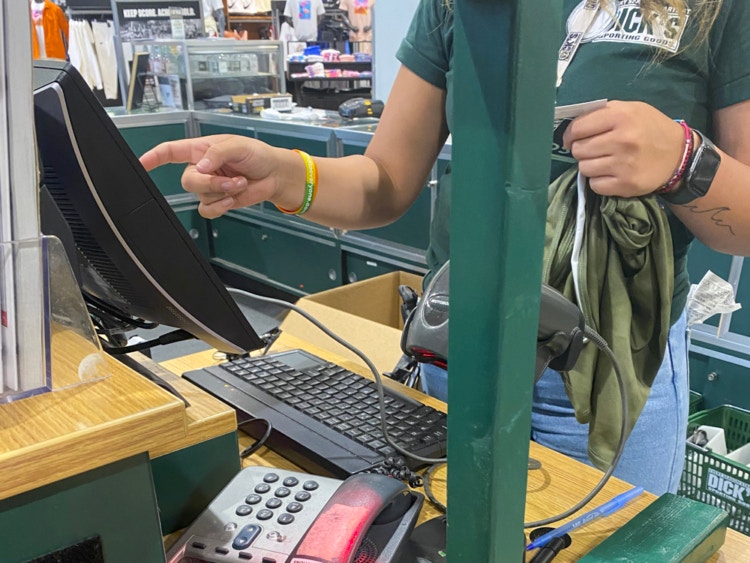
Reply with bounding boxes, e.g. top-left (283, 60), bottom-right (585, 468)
top-left (0, 331), bottom-right (236, 502)
top-left (161, 333), bottom-right (750, 561)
